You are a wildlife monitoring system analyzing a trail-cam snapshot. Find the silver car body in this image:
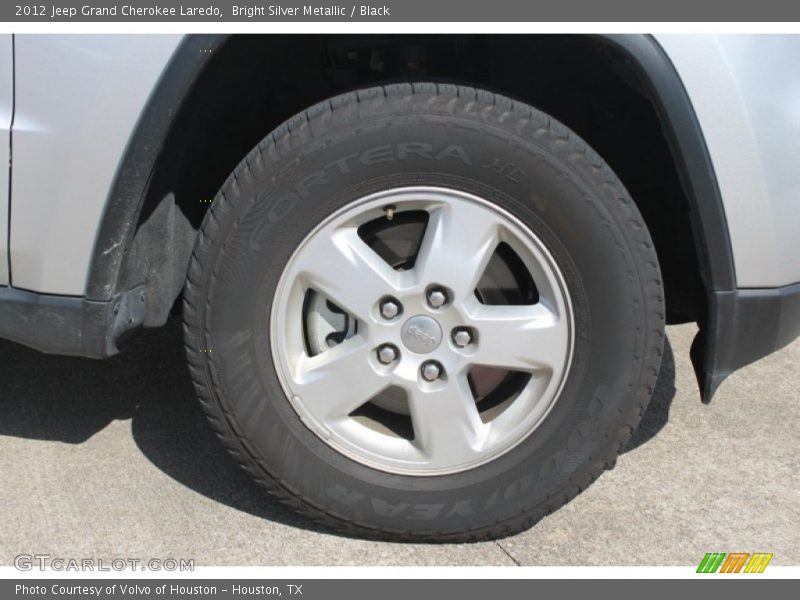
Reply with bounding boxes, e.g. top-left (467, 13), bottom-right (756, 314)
top-left (5, 35), bottom-right (181, 293)
top-left (657, 34), bottom-right (800, 288)
top-left (0, 34), bottom-right (12, 287)
top-left (1, 34), bottom-right (798, 294)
